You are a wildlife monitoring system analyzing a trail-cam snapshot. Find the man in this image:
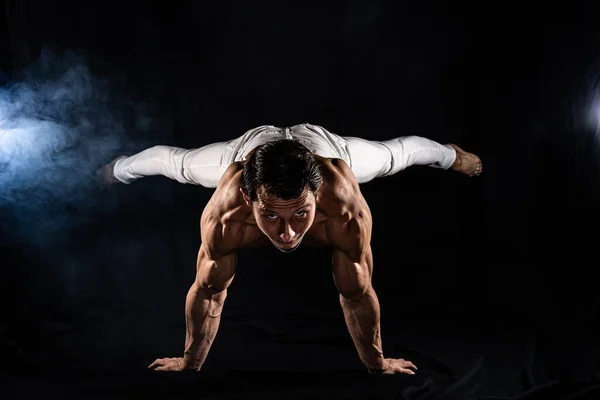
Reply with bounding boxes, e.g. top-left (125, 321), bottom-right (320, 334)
top-left (101, 123), bottom-right (482, 375)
